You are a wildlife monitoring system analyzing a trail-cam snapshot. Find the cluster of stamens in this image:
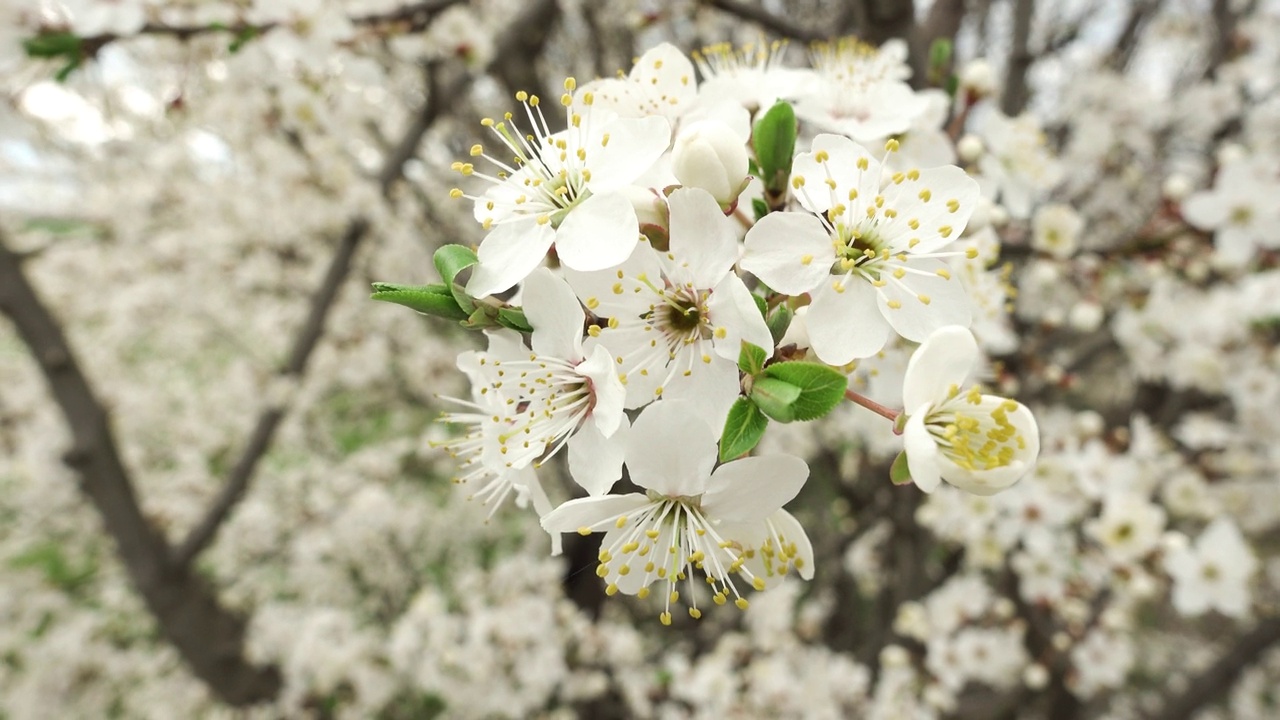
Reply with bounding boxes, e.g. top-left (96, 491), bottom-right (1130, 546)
top-left (790, 140), bottom-right (978, 309)
top-left (691, 40), bottom-right (789, 80)
top-left (577, 496), bottom-right (766, 624)
top-left (448, 79), bottom-right (602, 230)
top-left (926, 385), bottom-right (1028, 471)
top-left (481, 353), bottom-right (596, 469)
